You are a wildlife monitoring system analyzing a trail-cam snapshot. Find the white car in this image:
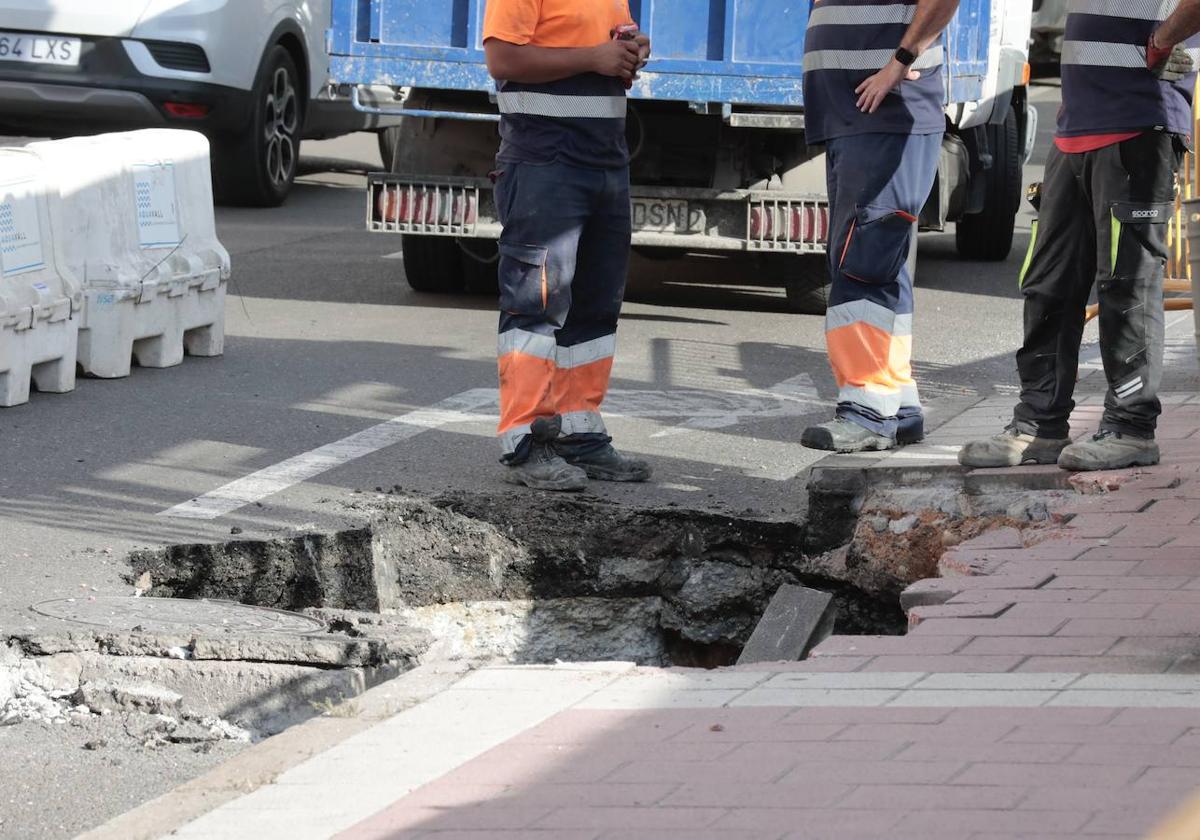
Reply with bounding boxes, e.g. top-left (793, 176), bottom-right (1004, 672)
top-left (0, 0), bottom-right (393, 205)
